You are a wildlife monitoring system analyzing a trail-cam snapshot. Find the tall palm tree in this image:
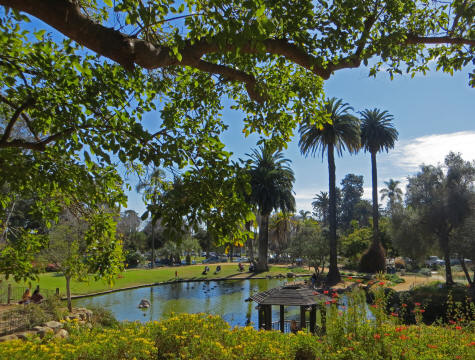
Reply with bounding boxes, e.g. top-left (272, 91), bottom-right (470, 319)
top-left (248, 145), bottom-right (295, 272)
top-left (312, 191), bottom-right (329, 226)
top-left (299, 210), bottom-right (311, 220)
top-left (380, 179), bottom-right (403, 212)
top-left (359, 108), bottom-right (398, 273)
top-left (299, 98), bottom-right (360, 284)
